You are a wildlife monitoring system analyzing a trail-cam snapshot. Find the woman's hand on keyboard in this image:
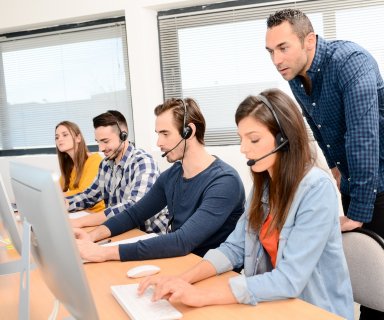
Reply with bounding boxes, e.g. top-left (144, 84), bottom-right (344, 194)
top-left (138, 275), bottom-right (175, 299)
top-left (138, 276), bottom-right (205, 307)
